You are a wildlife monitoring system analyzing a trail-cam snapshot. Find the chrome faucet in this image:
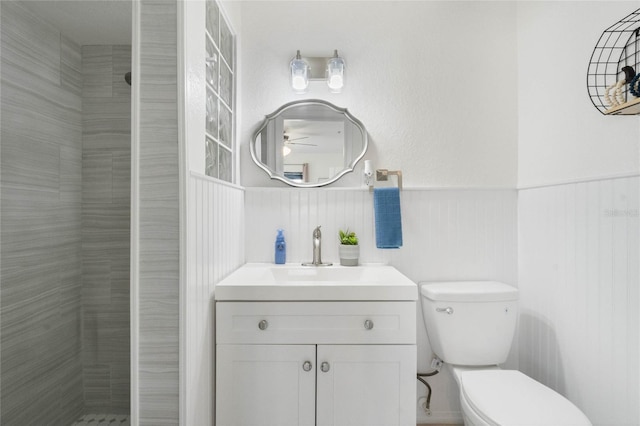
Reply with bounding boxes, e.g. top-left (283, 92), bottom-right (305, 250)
top-left (302, 225), bottom-right (332, 266)
top-left (312, 226), bottom-right (323, 264)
